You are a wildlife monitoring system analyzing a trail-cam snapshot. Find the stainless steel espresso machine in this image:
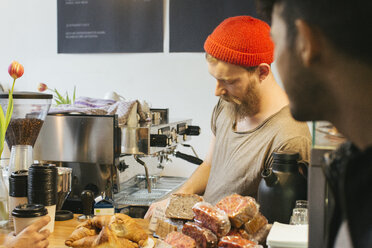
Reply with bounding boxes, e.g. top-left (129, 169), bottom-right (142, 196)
top-left (34, 109), bottom-right (201, 214)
